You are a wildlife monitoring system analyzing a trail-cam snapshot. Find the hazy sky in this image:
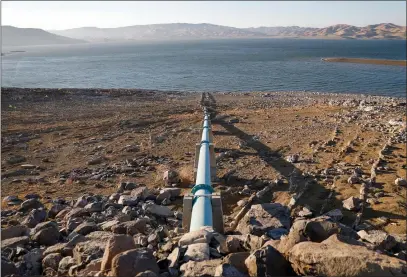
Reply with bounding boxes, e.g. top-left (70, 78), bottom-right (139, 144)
top-left (2, 1), bottom-right (406, 30)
